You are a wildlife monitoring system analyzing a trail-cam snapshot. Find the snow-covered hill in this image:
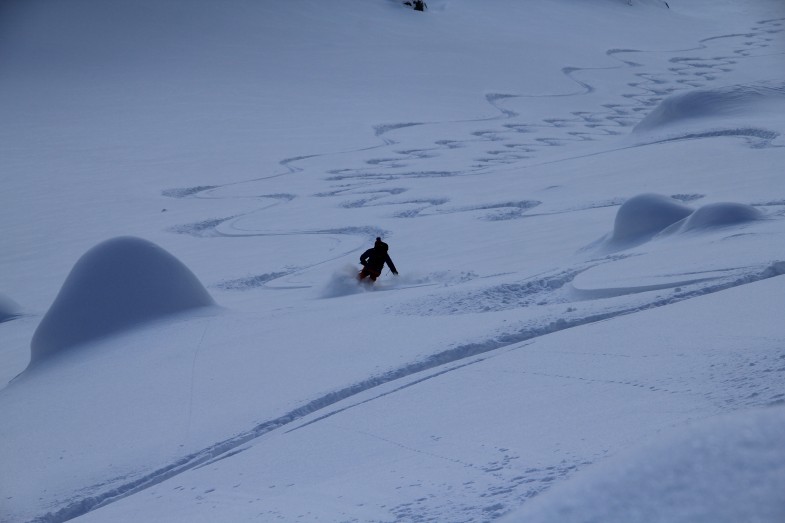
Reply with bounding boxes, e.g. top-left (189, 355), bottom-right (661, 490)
top-left (1, 1), bottom-right (784, 522)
